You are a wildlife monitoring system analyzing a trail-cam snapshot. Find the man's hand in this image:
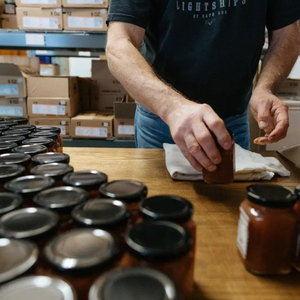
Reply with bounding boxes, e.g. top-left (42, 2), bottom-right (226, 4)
top-left (166, 102), bottom-right (232, 172)
top-left (250, 90), bottom-right (289, 145)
